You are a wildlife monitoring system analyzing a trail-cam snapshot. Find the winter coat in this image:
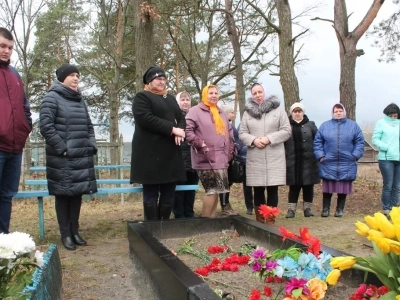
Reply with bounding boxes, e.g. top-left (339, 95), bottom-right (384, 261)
top-left (0, 61), bottom-right (32, 153)
top-left (284, 115), bottom-right (320, 186)
top-left (372, 115), bottom-right (400, 161)
top-left (313, 117), bottom-right (364, 181)
top-left (239, 96), bottom-right (291, 186)
top-left (39, 80), bottom-right (97, 196)
top-left (233, 125), bottom-right (247, 164)
top-left (185, 102), bottom-right (234, 170)
top-left (130, 91), bottom-right (186, 184)
top-left (180, 111), bottom-right (193, 170)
